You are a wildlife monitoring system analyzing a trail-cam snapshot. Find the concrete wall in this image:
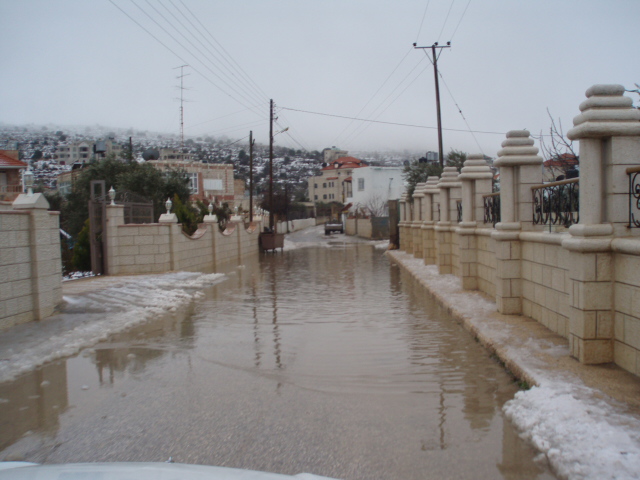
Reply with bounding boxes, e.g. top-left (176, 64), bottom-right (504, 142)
top-left (105, 205), bottom-right (262, 275)
top-left (0, 194), bottom-right (62, 331)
